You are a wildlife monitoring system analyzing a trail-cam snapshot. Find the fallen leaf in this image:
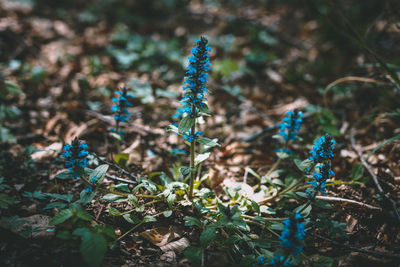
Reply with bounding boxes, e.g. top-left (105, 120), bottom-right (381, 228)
top-left (160, 237), bottom-right (190, 253)
top-left (140, 227), bottom-right (180, 247)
